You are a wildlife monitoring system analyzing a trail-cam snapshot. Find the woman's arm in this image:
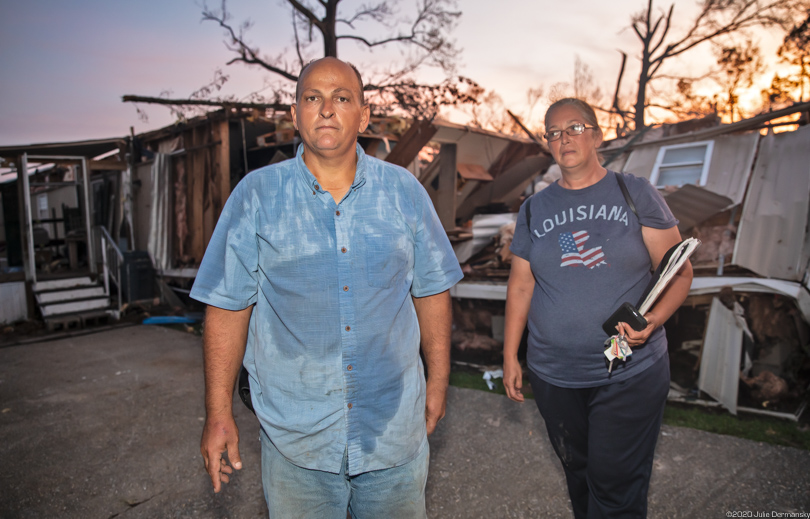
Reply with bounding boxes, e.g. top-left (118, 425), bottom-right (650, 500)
top-left (617, 225), bottom-right (693, 347)
top-left (503, 256), bottom-right (535, 402)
